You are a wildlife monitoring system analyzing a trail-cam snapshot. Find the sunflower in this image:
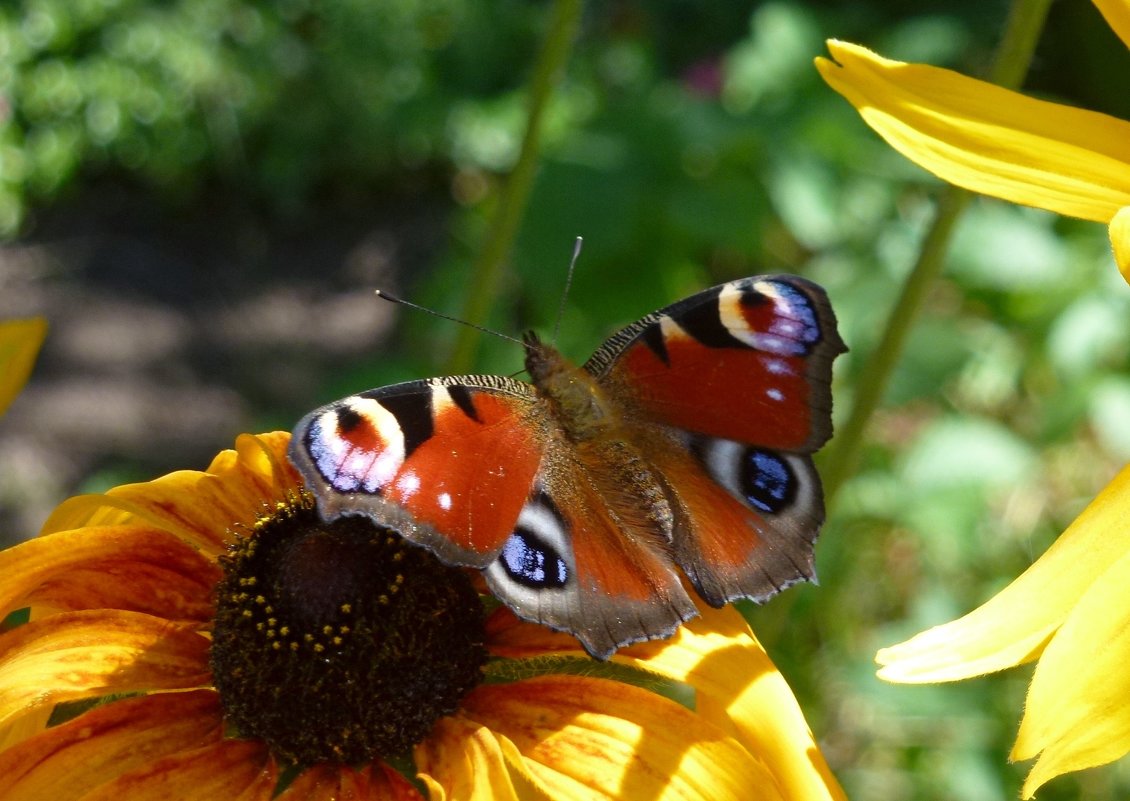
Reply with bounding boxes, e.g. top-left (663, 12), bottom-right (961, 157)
top-left (814, 0), bottom-right (1130, 282)
top-left (875, 463), bottom-right (1130, 798)
top-left (0, 431), bottom-right (845, 800)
